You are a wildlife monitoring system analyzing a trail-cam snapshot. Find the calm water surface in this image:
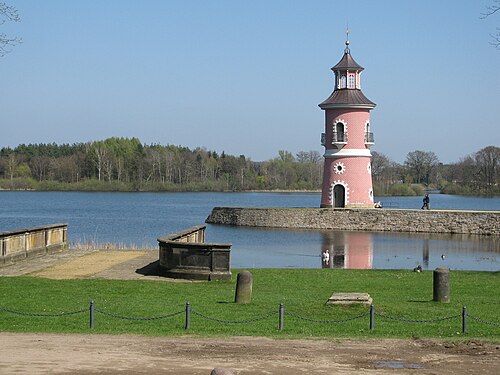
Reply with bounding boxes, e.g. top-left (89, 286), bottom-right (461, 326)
top-left (0, 191), bottom-right (498, 271)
